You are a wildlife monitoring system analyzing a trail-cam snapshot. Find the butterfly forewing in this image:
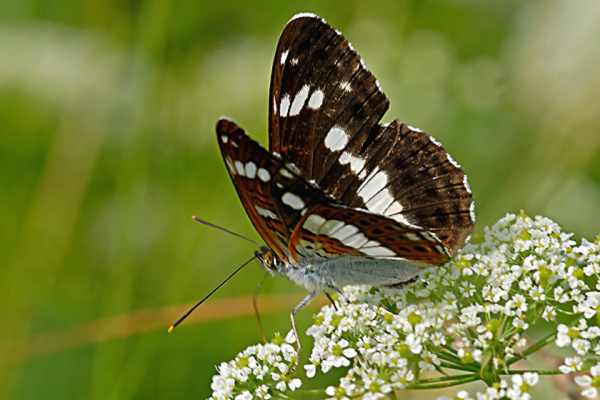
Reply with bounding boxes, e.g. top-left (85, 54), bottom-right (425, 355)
top-left (217, 117), bottom-right (332, 261)
top-left (343, 122), bottom-right (474, 254)
top-left (269, 14), bottom-right (389, 186)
